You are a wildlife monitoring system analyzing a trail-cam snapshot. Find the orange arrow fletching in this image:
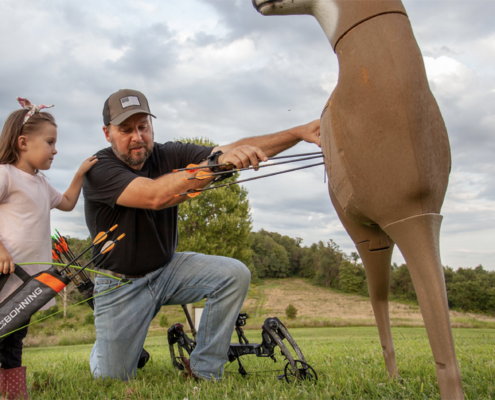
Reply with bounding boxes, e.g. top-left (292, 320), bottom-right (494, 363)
top-left (196, 171), bottom-right (211, 180)
top-left (101, 242), bottom-right (115, 254)
top-left (60, 238), bottom-right (69, 252)
top-left (187, 191), bottom-right (201, 198)
top-left (186, 164), bottom-right (200, 174)
top-left (93, 232), bottom-right (107, 245)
